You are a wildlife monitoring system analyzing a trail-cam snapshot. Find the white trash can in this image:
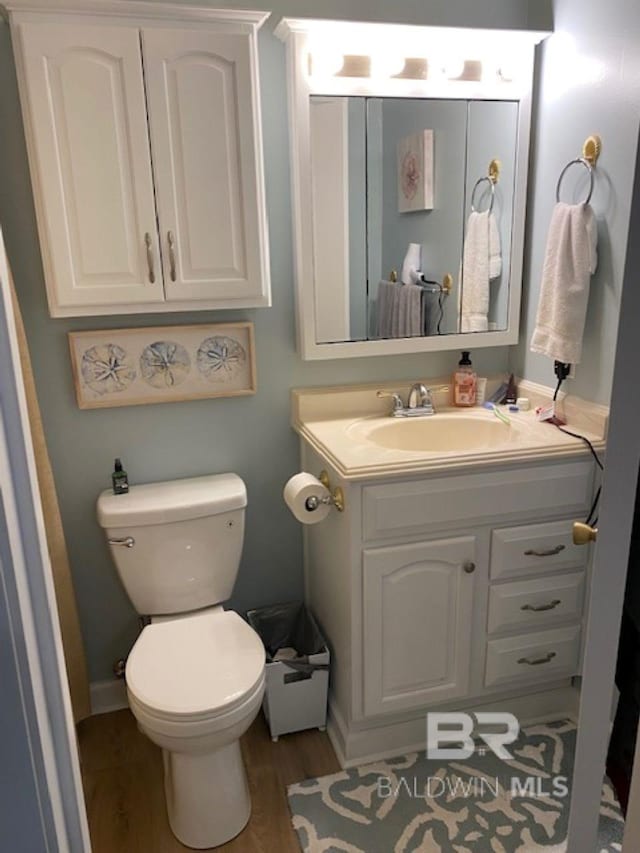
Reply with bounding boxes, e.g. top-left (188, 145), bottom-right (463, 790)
top-left (247, 602), bottom-right (330, 741)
